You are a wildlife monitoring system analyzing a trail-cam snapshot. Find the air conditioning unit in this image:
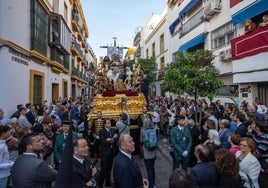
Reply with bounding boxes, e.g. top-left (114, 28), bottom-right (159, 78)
top-left (204, 0), bottom-right (221, 16)
top-left (225, 49), bottom-right (232, 60)
top-left (219, 51), bottom-right (225, 61)
top-left (219, 49), bottom-right (232, 62)
top-left (202, 14), bottom-right (212, 21)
